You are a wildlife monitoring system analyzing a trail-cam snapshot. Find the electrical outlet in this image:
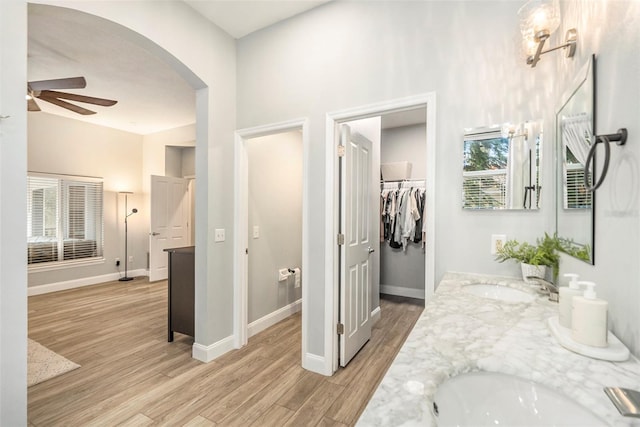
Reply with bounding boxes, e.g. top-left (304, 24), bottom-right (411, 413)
top-left (491, 234), bottom-right (507, 255)
top-left (115, 258), bottom-right (120, 267)
top-left (215, 228), bottom-right (225, 242)
top-left (129, 255), bottom-right (134, 263)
